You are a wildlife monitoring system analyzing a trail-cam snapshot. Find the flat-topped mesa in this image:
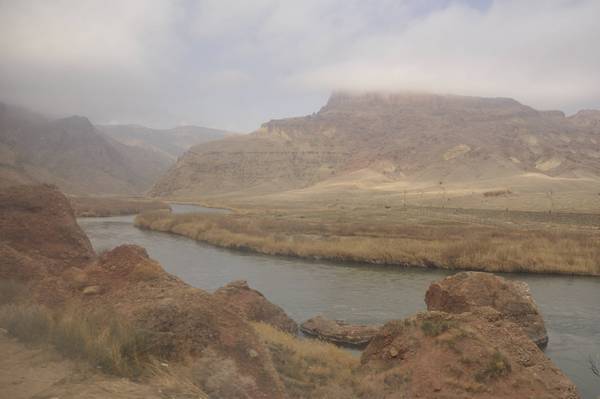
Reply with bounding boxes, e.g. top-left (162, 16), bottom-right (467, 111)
top-left (425, 271), bottom-right (549, 348)
top-left (319, 90), bottom-right (537, 117)
top-left (150, 90), bottom-right (600, 199)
